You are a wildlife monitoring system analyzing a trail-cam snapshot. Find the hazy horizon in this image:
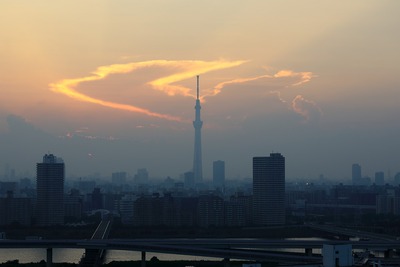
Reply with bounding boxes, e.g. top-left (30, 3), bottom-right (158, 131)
top-left (1, 1), bottom-right (399, 181)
